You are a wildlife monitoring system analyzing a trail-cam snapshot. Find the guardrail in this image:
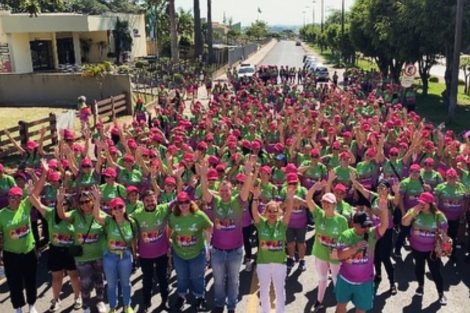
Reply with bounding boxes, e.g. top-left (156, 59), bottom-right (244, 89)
top-left (92, 92), bottom-right (132, 126)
